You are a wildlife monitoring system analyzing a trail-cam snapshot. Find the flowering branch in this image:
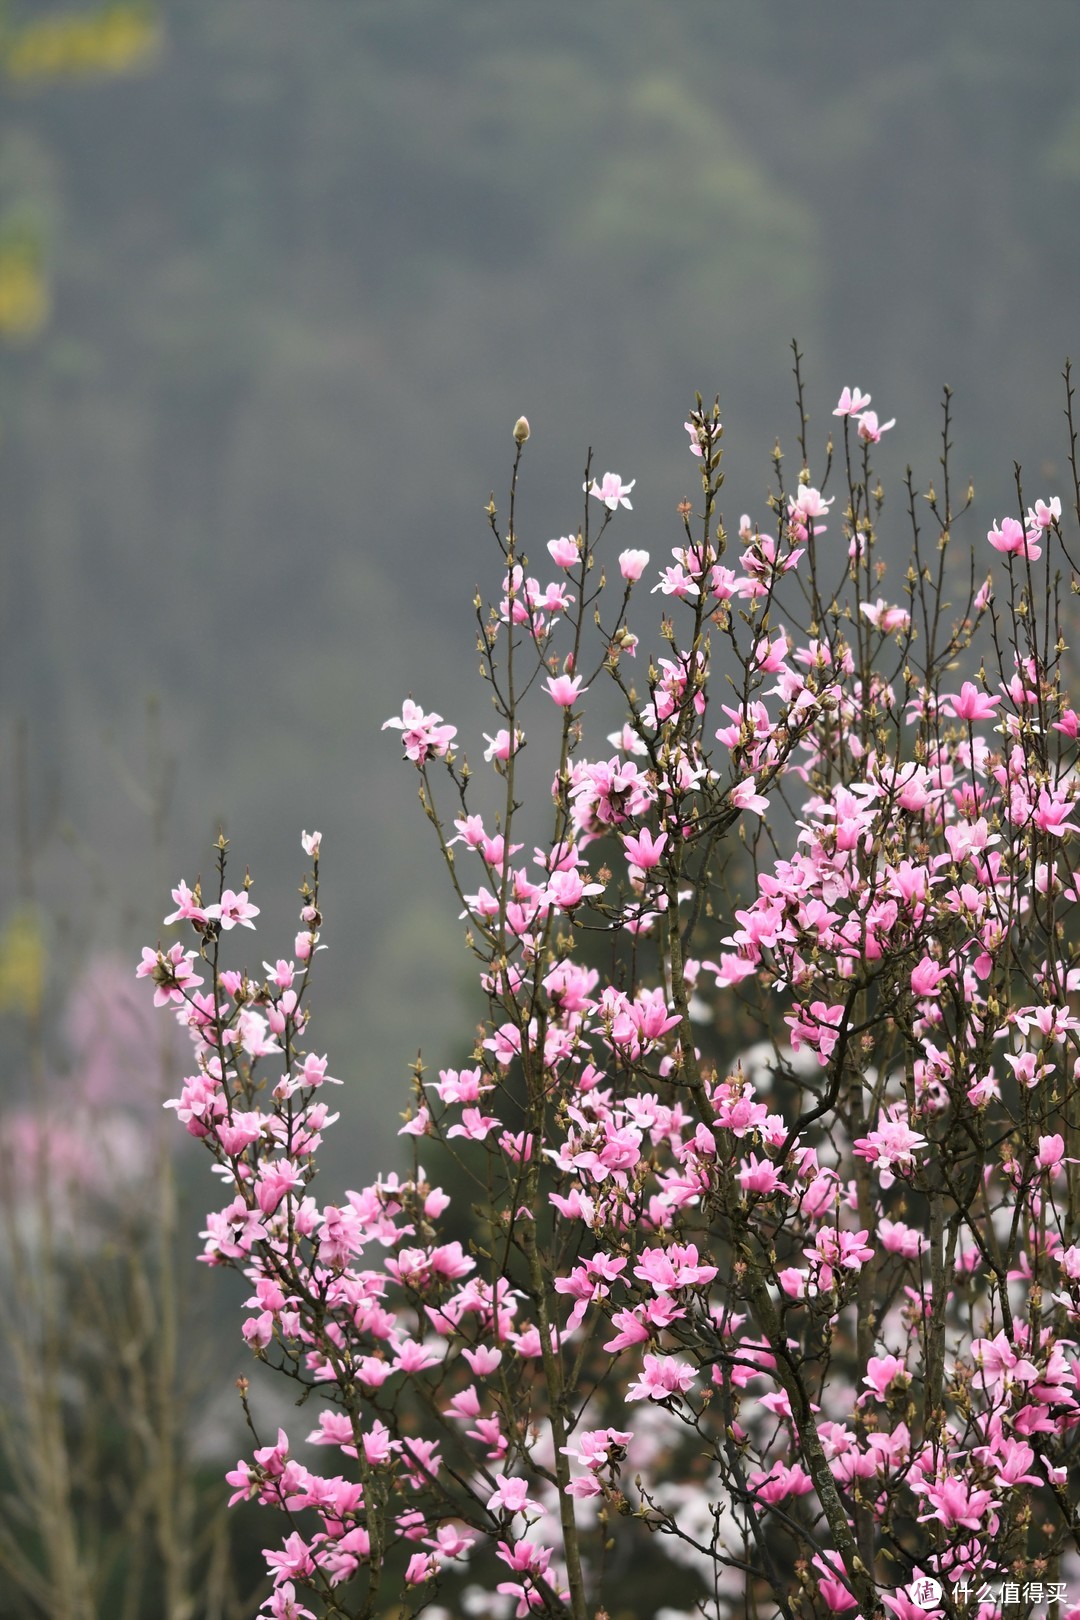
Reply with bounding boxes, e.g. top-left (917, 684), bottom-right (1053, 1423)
top-left (142, 374), bottom-right (1080, 1620)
